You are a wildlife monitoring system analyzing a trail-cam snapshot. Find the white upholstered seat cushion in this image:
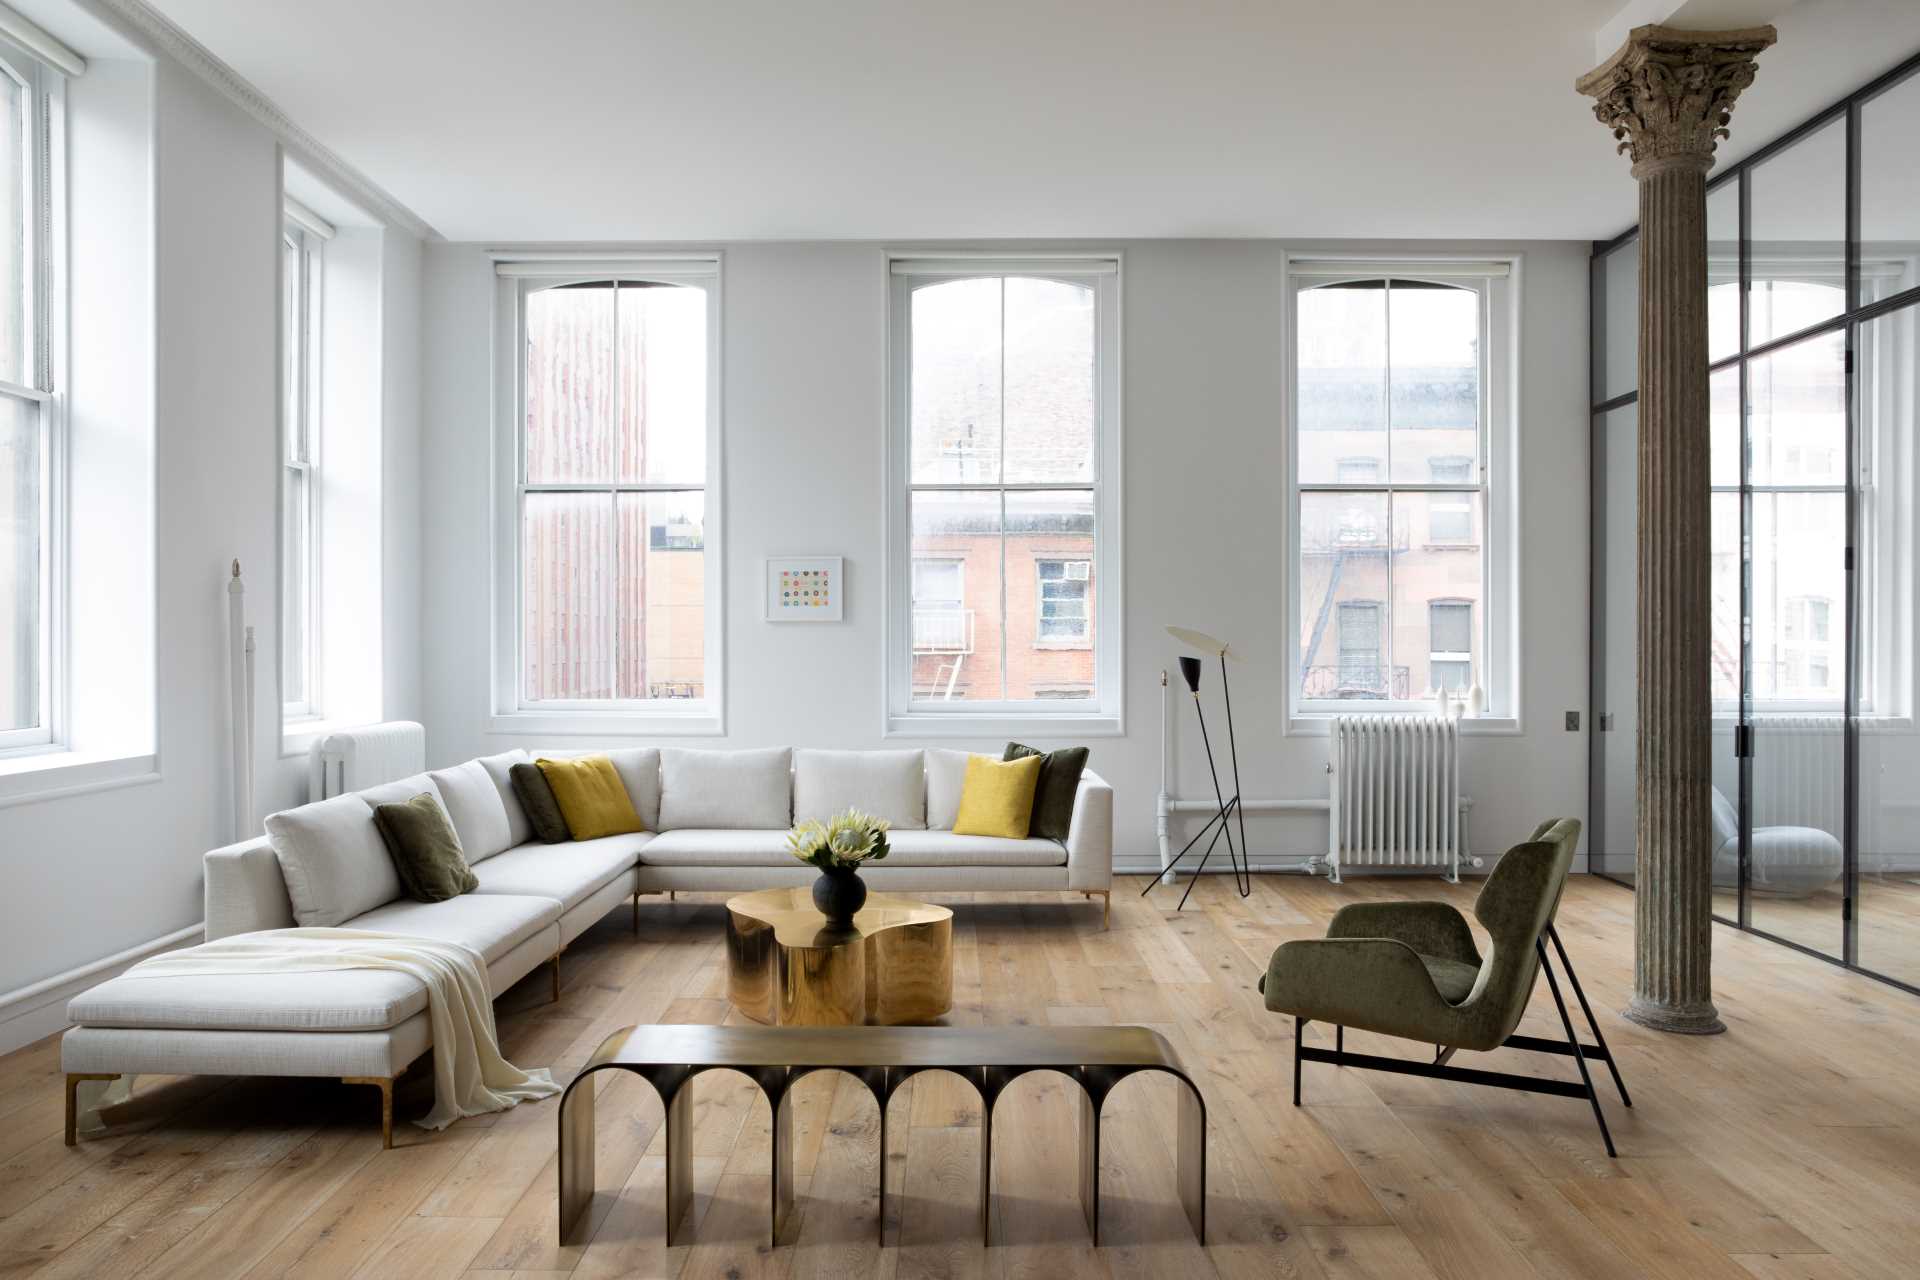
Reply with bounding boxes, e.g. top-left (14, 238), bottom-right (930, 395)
top-left (794, 749), bottom-right (926, 830)
top-left (69, 967), bottom-right (428, 1033)
top-left (429, 758), bottom-right (515, 863)
top-left (639, 828), bottom-right (1064, 868)
top-left (470, 834), bottom-right (649, 908)
top-left (346, 893), bottom-right (560, 963)
top-left (638, 829), bottom-right (793, 866)
top-left (658, 747), bottom-right (792, 830)
top-left (882, 831), bottom-right (1066, 867)
top-left (264, 793), bottom-right (403, 928)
